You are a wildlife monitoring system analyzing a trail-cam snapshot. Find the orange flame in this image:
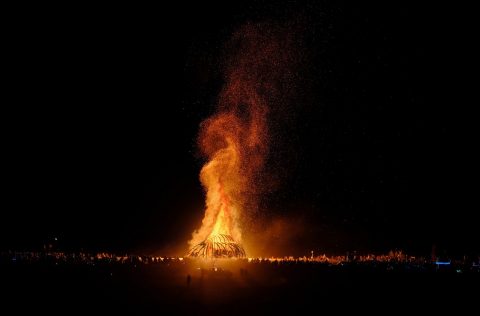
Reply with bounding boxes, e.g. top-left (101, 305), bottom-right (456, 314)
top-left (189, 23), bottom-right (294, 249)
